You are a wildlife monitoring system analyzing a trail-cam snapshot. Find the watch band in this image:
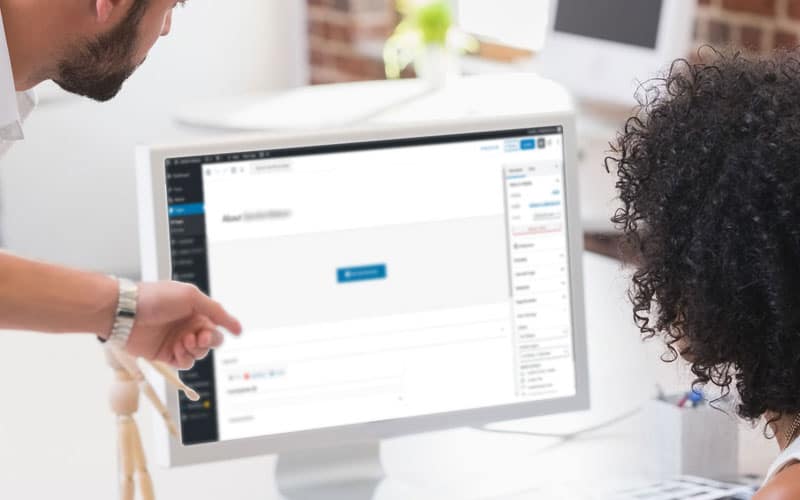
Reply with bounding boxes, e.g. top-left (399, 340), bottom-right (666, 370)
top-left (103, 277), bottom-right (139, 349)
